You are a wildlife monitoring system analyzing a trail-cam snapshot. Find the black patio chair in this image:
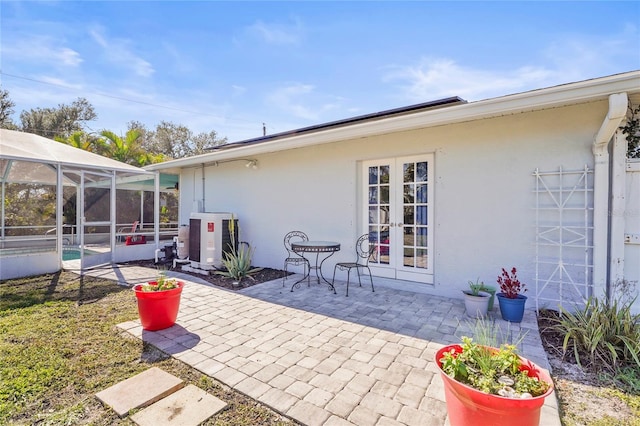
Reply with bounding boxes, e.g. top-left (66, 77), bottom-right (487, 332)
top-left (283, 231), bottom-right (310, 286)
top-left (332, 233), bottom-right (375, 297)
